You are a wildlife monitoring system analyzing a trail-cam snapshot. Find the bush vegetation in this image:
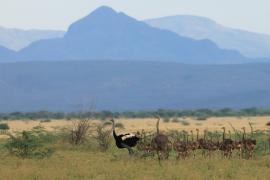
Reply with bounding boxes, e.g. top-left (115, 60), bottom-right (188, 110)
top-left (92, 125), bottom-right (112, 151)
top-left (5, 127), bottom-right (54, 158)
top-left (2, 107), bottom-right (270, 121)
top-left (0, 123), bottom-right (9, 130)
top-left (163, 117), bottom-right (170, 123)
top-left (171, 117), bottom-right (180, 123)
top-left (180, 120), bottom-right (190, 126)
